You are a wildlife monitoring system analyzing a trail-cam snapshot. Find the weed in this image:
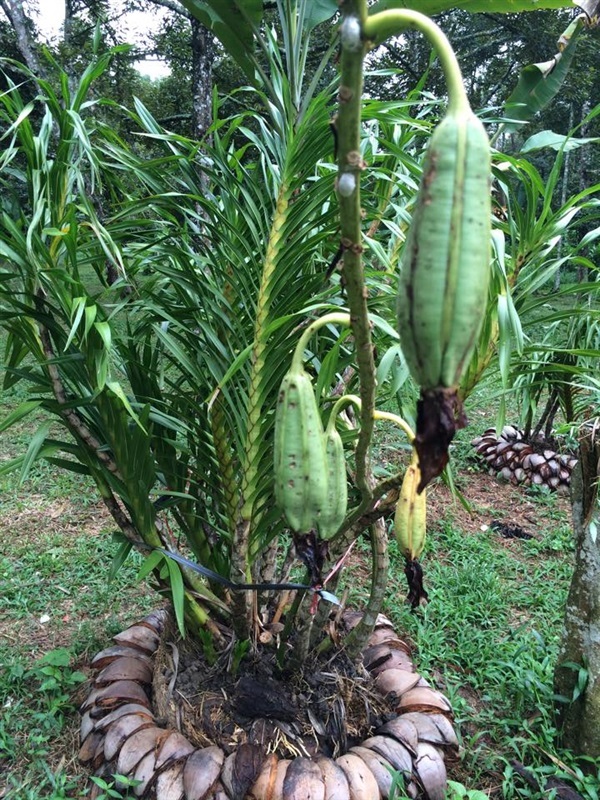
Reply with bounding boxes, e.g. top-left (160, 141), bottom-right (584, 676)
top-left (89, 774), bottom-right (141, 799)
